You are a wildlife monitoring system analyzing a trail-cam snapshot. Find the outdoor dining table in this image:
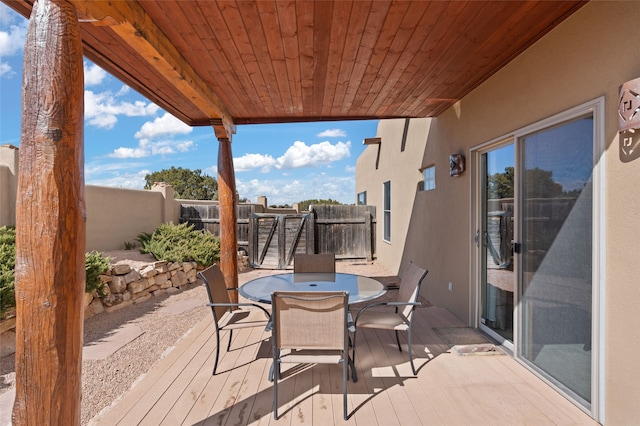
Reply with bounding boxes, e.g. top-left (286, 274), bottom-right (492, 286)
top-left (239, 272), bottom-right (387, 305)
